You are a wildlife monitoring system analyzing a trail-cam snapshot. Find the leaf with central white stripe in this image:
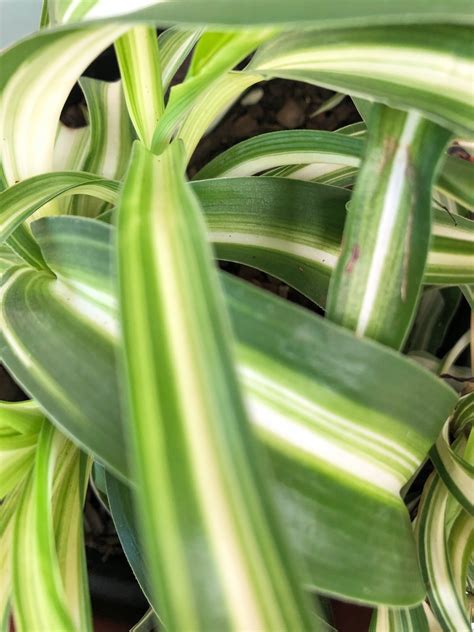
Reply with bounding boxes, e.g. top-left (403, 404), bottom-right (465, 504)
top-left (52, 123), bottom-right (91, 216)
top-left (369, 604), bottom-right (433, 631)
top-left (327, 105), bottom-right (451, 349)
top-left (53, 124), bottom-right (90, 174)
top-left (0, 261), bottom-right (123, 478)
top-left (150, 30), bottom-right (273, 153)
top-left (116, 140), bottom-right (315, 629)
top-left (65, 77), bottom-right (133, 217)
top-left (428, 211), bottom-right (474, 285)
top-left (437, 154), bottom-right (474, 211)
top-left (115, 26), bottom-right (164, 147)
top-left (0, 171), bottom-right (119, 270)
top-left (74, 78), bottom-right (132, 216)
top-left (51, 442), bottom-right (92, 632)
top-left (158, 27), bottom-right (201, 91)
top-left (452, 392), bottom-right (474, 435)
top-left (195, 129), bottom-right (363, 179)
top-left (195, 176), bottom-right (346, 307)
top-left (177, 71), bottom-right (263, 161)
top-left (0, 171), bottom-right (120, 243)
